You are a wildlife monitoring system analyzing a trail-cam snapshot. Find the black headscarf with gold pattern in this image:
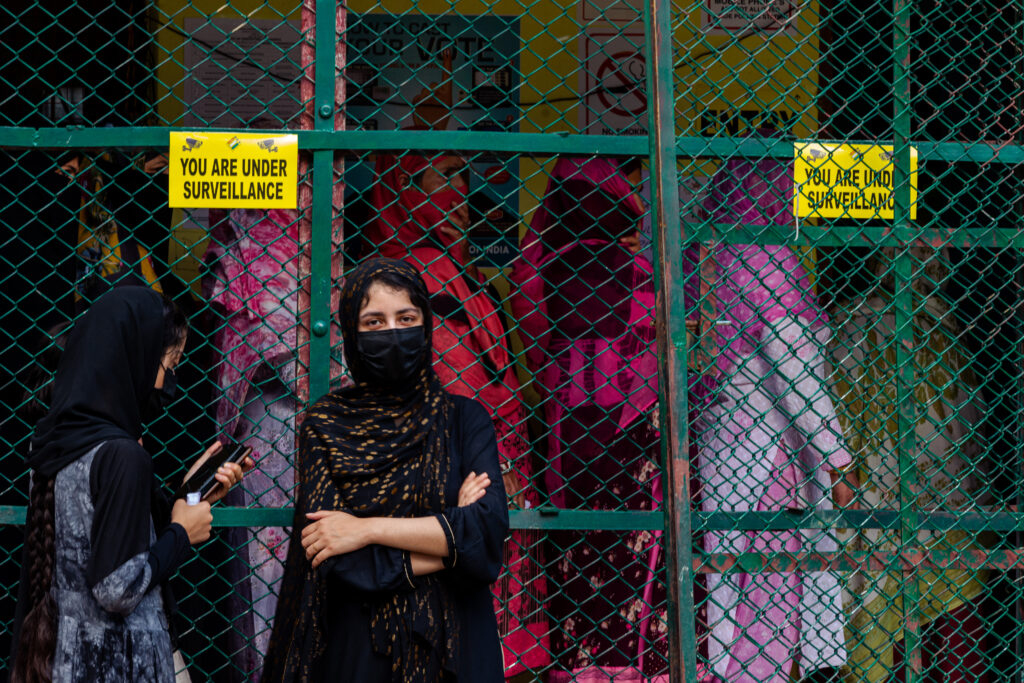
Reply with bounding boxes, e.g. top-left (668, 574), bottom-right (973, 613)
top-left (263, 258), bottom-right (459, 682)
